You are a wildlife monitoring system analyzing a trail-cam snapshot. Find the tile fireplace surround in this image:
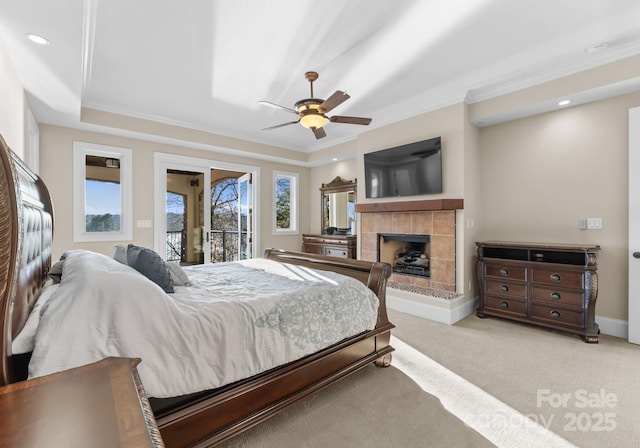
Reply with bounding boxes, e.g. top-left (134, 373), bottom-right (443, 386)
top-left (357, 199), bottom-right (462, 293)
